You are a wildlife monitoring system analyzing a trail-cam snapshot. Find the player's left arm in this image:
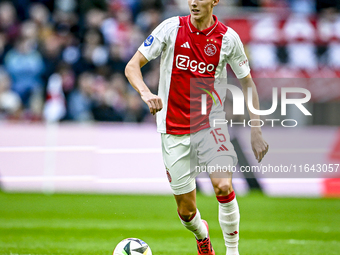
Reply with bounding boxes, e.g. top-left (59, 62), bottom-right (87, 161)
top-left (239, 73), bottom-right (269, 163)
